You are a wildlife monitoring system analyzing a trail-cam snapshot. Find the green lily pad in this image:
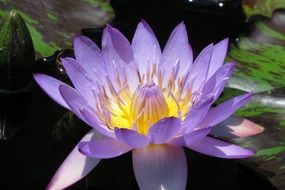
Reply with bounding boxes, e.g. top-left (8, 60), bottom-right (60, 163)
top-left (0, 0), bottom-right (114, 57)
top-left (243, 0), bottom-right (285, 19)
top-left (227, 10), bottom-right (285, 92)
